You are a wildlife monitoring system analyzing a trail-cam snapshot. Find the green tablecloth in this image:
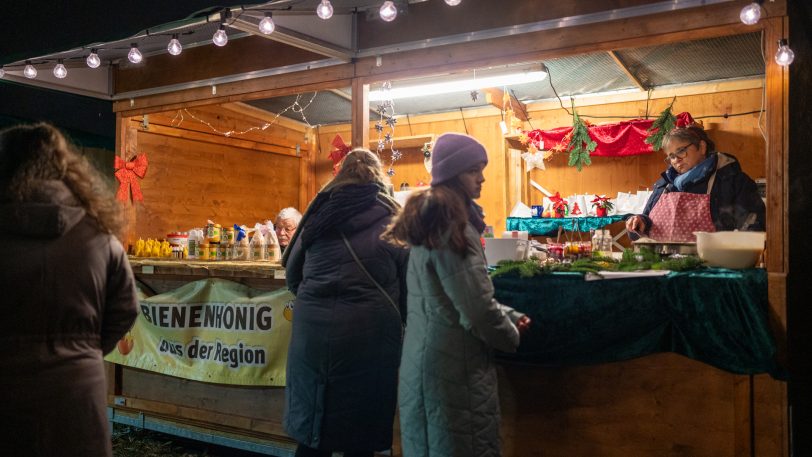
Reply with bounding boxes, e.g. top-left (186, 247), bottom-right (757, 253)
top-left (506, 215), bottom-right (628, 236)
top-left (493, 268), bottom-right (782, 377)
